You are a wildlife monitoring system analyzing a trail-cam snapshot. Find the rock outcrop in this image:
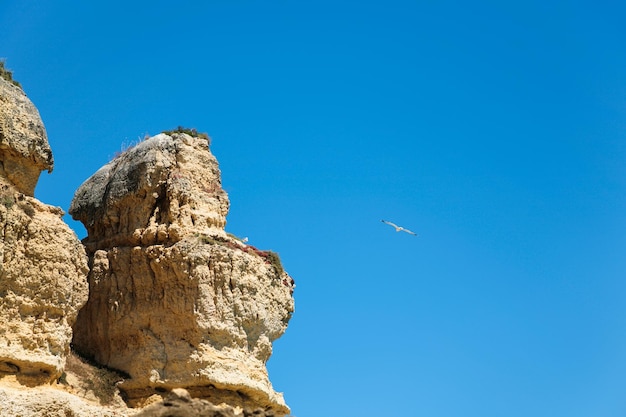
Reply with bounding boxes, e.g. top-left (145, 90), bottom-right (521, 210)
top-left (70, 132), bottom-right (229, 251)
top-left (0, 76), bottom-right (53, 196)
top-left (70, 132), bottom-right (295, 415)
top-left (0, 76), bottom-right (89, 386)
top-left (0, 70), bottom-right (295, 416)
